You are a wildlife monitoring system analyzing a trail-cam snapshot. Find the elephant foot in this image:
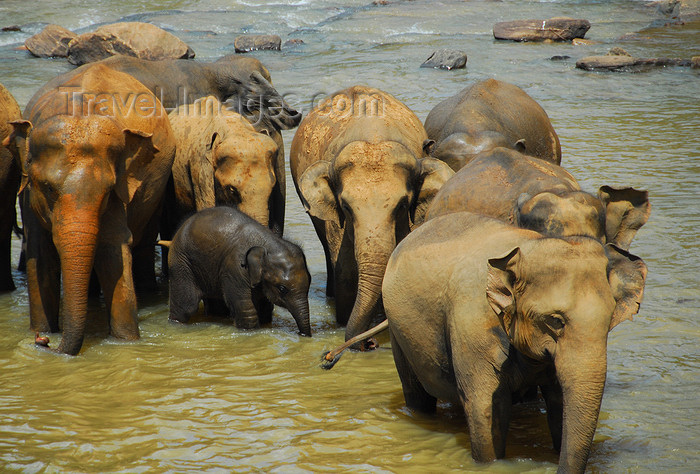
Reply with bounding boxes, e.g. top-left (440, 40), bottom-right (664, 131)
top-left (34, 332), bottom-right (50, 347)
